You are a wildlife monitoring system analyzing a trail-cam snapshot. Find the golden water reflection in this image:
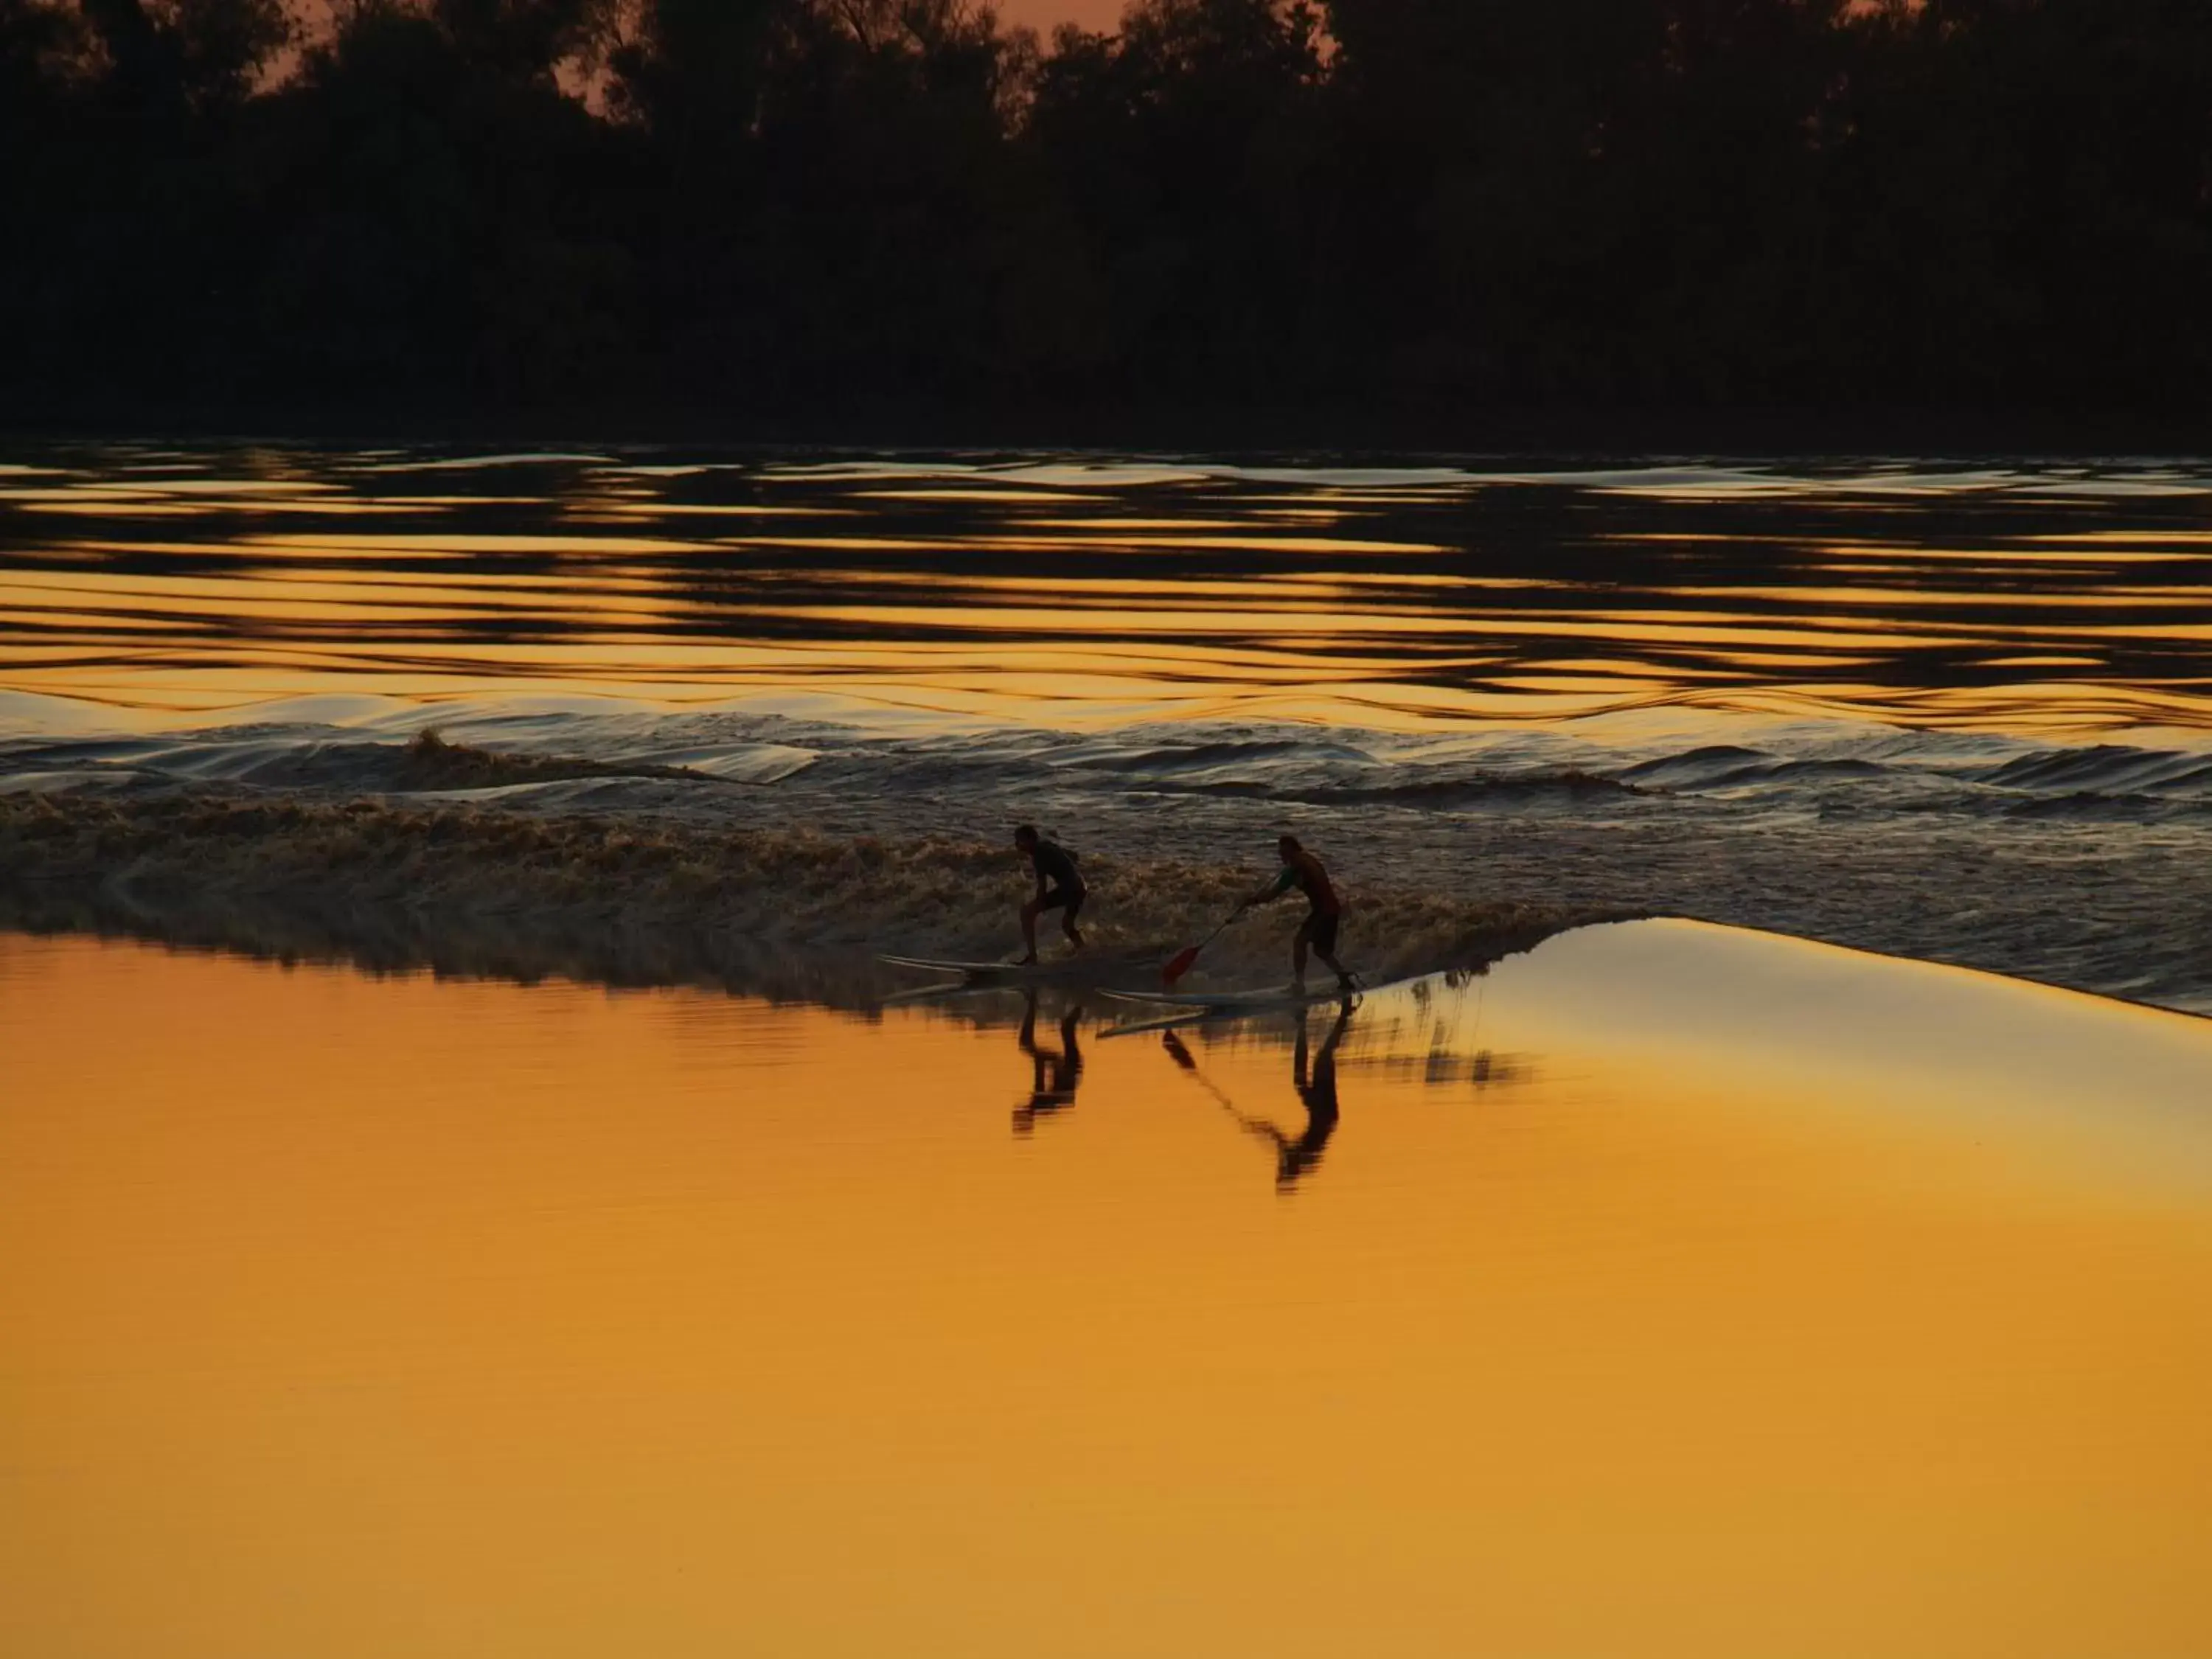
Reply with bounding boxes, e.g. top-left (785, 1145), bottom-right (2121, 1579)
top-left (4, 923), bottom-right (2210, 1658)
top-left (1, 450), bottom-right (2208, 733)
